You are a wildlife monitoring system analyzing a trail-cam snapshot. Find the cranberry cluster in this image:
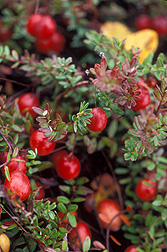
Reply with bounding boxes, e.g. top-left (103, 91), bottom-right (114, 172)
top-left (26, 13), bottom-right (65, 53)
top-left (0, 152), bottom-right (31, 201)
top-left (135, 14), bottom-right (167, 36)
